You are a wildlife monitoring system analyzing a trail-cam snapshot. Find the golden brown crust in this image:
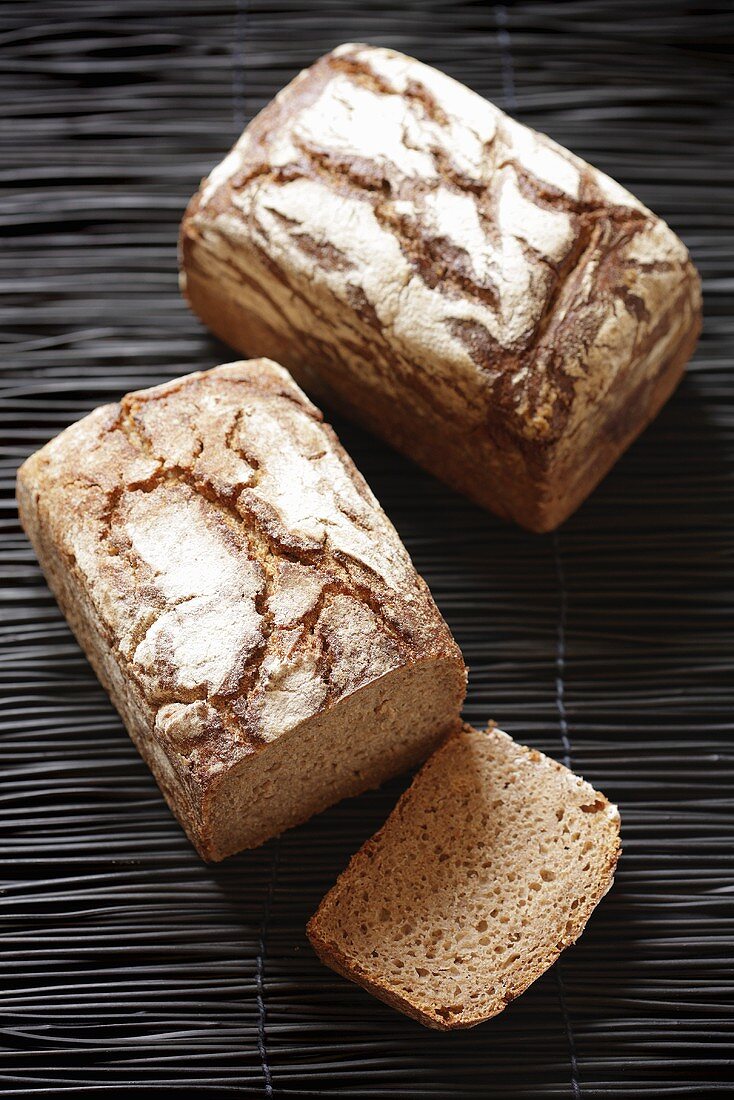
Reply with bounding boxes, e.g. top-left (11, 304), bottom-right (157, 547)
top-left (16, 360), bottom-right (465, 857)
top-left (181, 44), bottom-right (702, 530)
top-left (307, 724), bottom-right (621, 1029)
